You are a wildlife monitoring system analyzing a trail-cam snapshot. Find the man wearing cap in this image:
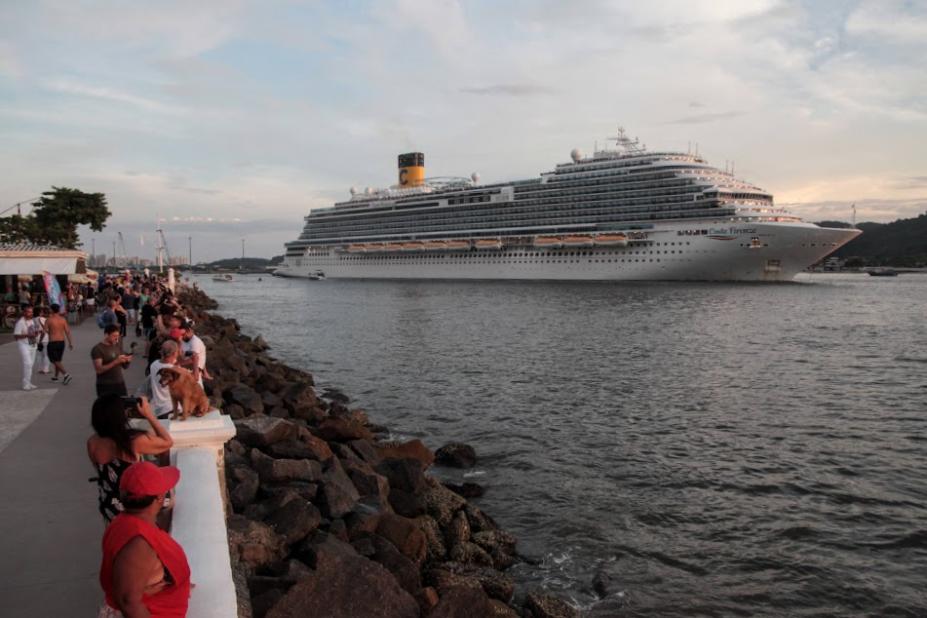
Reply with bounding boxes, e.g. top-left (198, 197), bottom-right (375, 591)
top-left (100, 461), bottom-right (191, 617)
